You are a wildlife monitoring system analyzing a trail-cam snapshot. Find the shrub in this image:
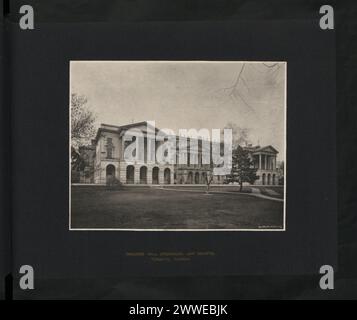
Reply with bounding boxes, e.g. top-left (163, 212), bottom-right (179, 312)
top-left (106, 176), bottom-right (123, 189)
